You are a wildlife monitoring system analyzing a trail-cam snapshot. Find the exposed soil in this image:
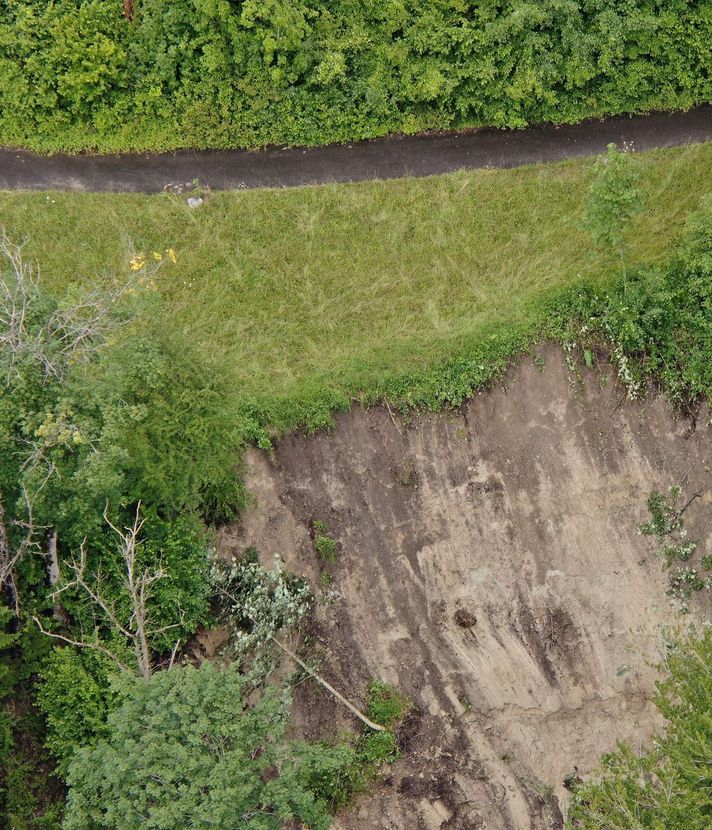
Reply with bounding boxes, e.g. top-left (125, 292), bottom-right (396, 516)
top-left (1, 106), bottom-right (711, 193)
top-left (219, 345), bottom-right (712, 829)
